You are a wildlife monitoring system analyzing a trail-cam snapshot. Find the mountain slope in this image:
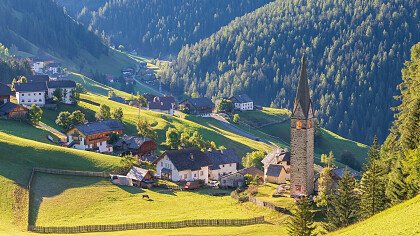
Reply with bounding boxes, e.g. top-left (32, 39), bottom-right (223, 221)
top-left (160, 0), bottom-right (420, 144)
top-left (57, 0), bottom-right (273, 57)
top-left (329, 194), bottom-right (420, 236)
